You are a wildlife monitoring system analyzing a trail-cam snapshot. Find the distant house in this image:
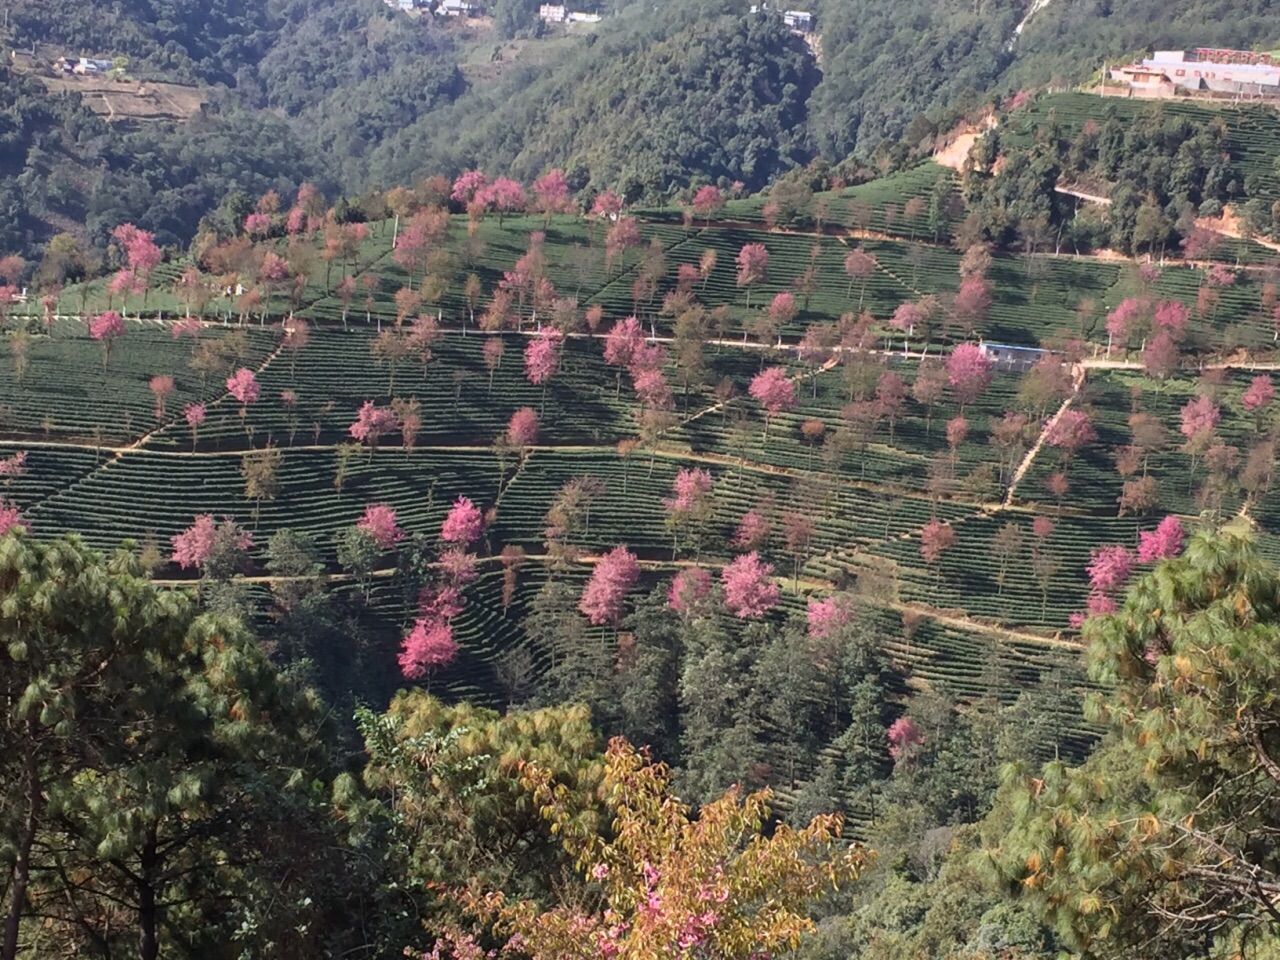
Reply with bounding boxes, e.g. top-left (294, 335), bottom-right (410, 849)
top-left (440, 0), bottom-right (478, 15)
top-left (978, 342), bottom-right (1049, 373)
top-left (1110, 48), bottom-right (1280, 99)
top-left (783, 10), bottom-right (813, 32)
top-left (72, 57), bottom-right (113, 75)
top-left (539, 3), bottom-right (566, 21)
top-left (566, 10), bottom-right (601, 22)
